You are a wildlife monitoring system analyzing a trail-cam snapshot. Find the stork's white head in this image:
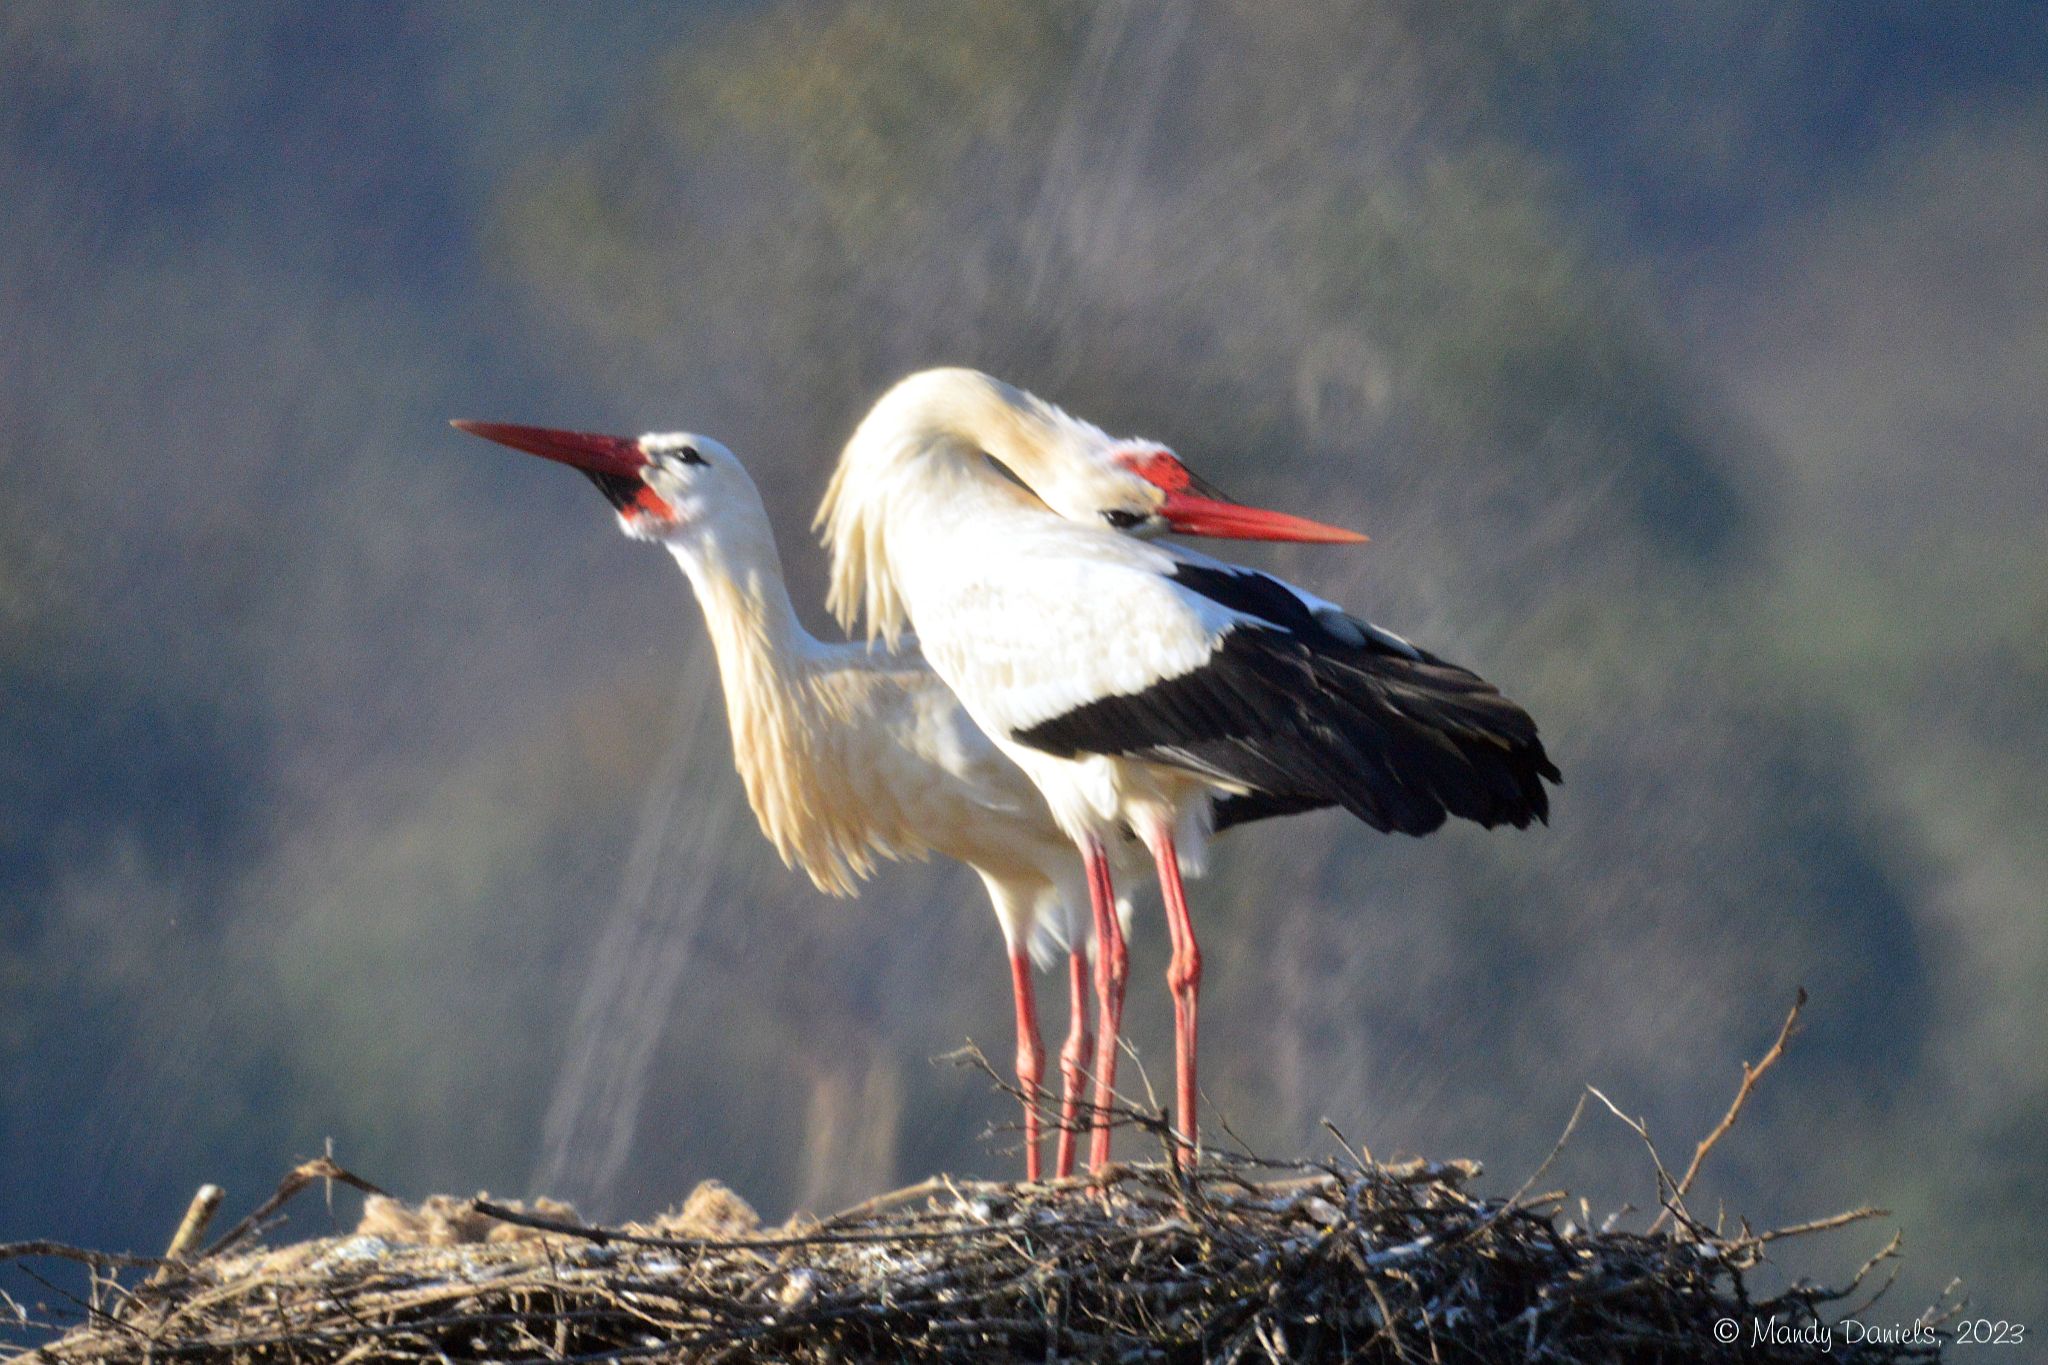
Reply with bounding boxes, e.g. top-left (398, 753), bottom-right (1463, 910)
top-left (453, 421), bottom-right (729, 531)
top-left (451, 421), bottom-right (784, 570)
top-left (614, 430), bottom-right (752, 542)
